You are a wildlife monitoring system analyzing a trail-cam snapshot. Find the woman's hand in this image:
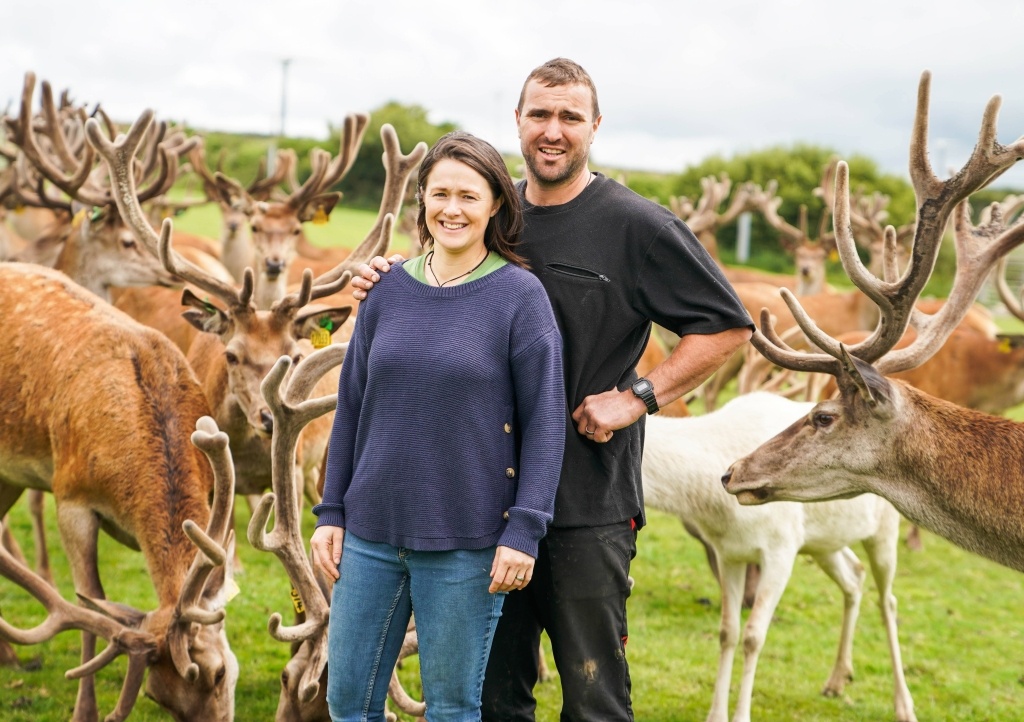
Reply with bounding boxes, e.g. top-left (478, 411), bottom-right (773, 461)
top-left (489, 545), bottom-right (536, 593)
top-left (310, 525), bottom-right (345, 580)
